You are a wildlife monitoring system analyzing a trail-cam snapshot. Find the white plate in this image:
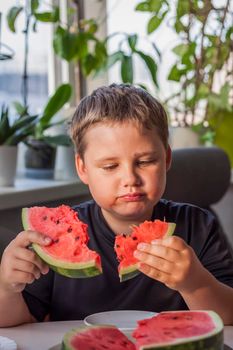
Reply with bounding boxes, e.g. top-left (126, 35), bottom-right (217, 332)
top-left (0, 336), bottom-right (17, 350)
top-left (84, 310), bottom-right (156, 331)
